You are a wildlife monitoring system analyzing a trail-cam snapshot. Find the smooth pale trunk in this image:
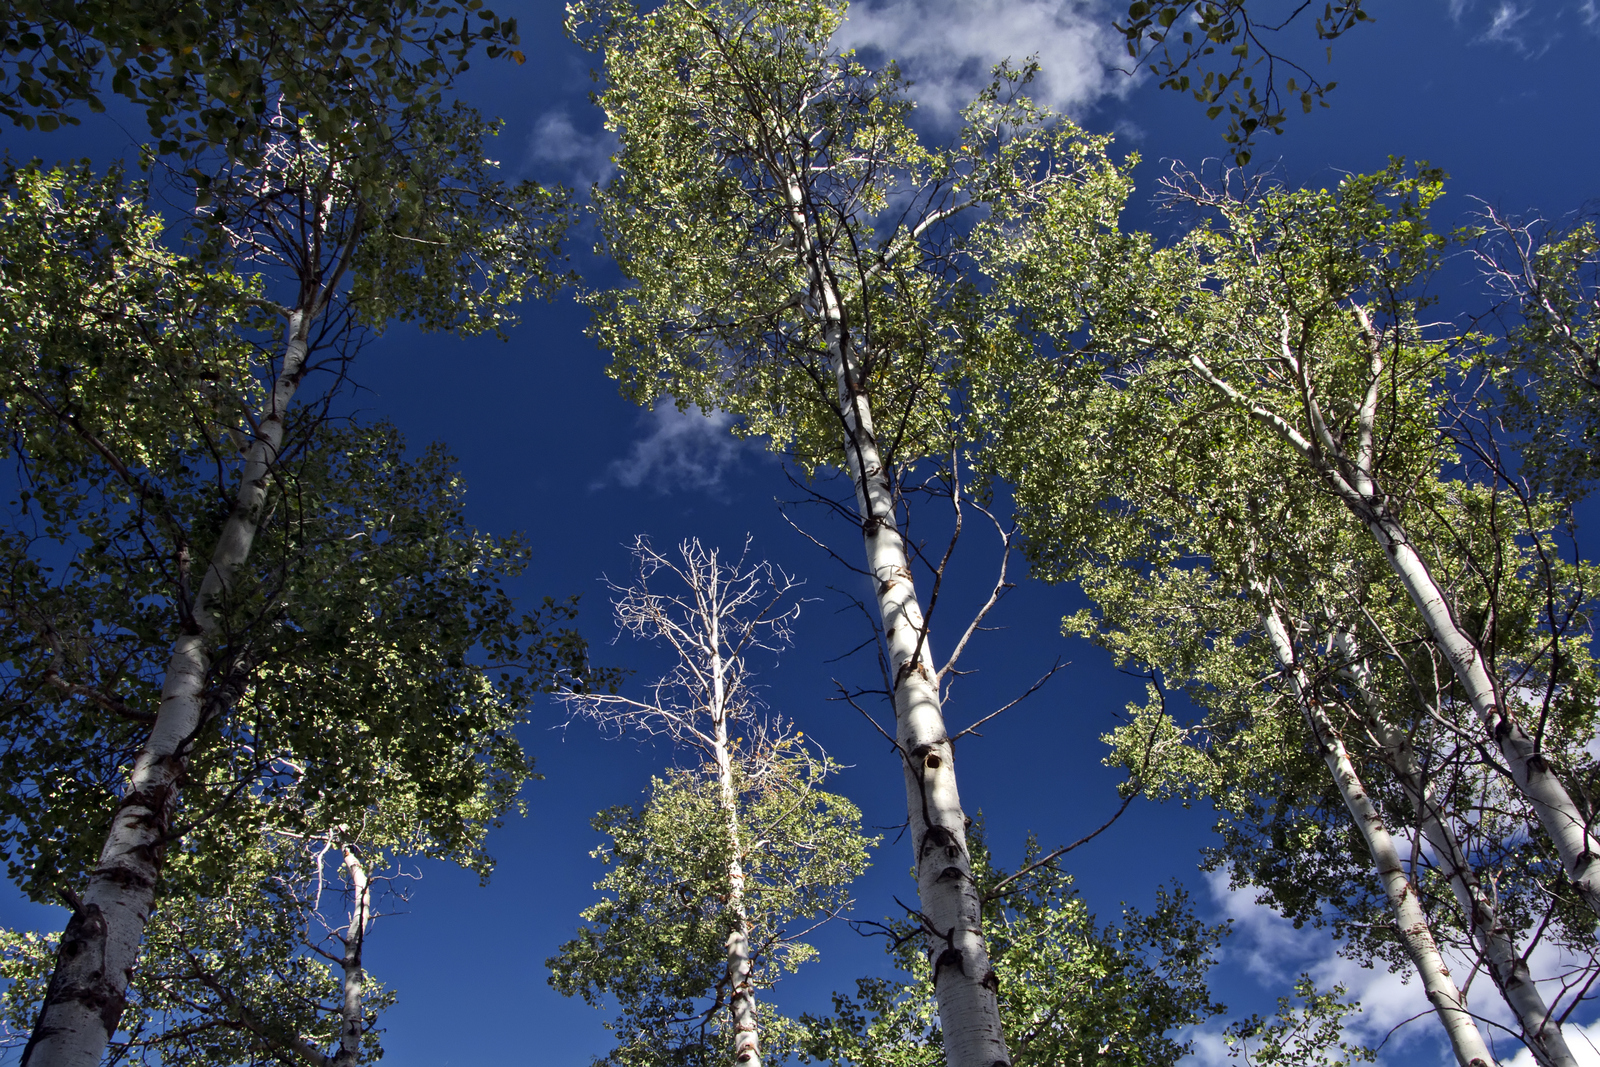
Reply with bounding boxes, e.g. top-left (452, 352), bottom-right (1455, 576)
top-left (22, 314), bottom-right (312, 1067)
top-left (1191, 351), bottom-right (1600, 924)
top-left (333, 845), bottom-right (372, 1067)
top-left (778, 172), bottom-right (1009, 1067)
top-left (1334, 634), bottom-right (1576, 1067)
top-left (1354, 507), bottom-right (1600, 921)
top-left (1260, 605), bottom-right (1495, 1067)
top-left (710, 608), bottom-right (762, 1067)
